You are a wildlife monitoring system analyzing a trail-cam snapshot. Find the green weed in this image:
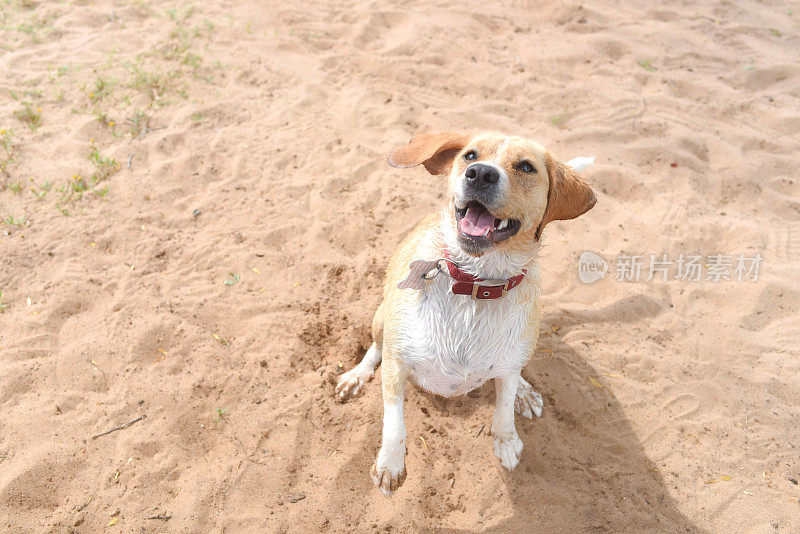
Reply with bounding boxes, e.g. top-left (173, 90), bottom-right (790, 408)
top-left (56, 63), bottom-right (72, 77)
top-left (637, 59), bottom-right (657, 72)
top-left (31, 179), bottom-right (52, 200)
top-left (93, 109), bottom-right (116, 128)
top-left (550, 111), bottom-right (568, 127)
top-left (4, 213), bottom-right (26, 226)
top-left (126, 110), bottom-right (150, 137)
top-left (126, 63), bottom-right (180, 102)
top-left (214, 407), bottom-right (226, 424)
top-left (89, 147), bottom-right (119, 183)
top-left (0, 129), bottom-right (14, 174)
top-left (15, 102), bottom-right (41, 131)
top-left (55, 203), bottom-right (70, 216)
top-left (87, 73), bottom-right (117, 103)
